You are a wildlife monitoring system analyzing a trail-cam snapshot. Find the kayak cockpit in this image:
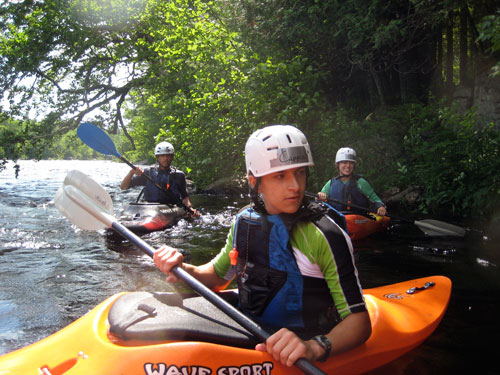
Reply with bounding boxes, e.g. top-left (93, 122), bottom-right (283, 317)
top-left (107, 291), bottom-right (259, 349)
